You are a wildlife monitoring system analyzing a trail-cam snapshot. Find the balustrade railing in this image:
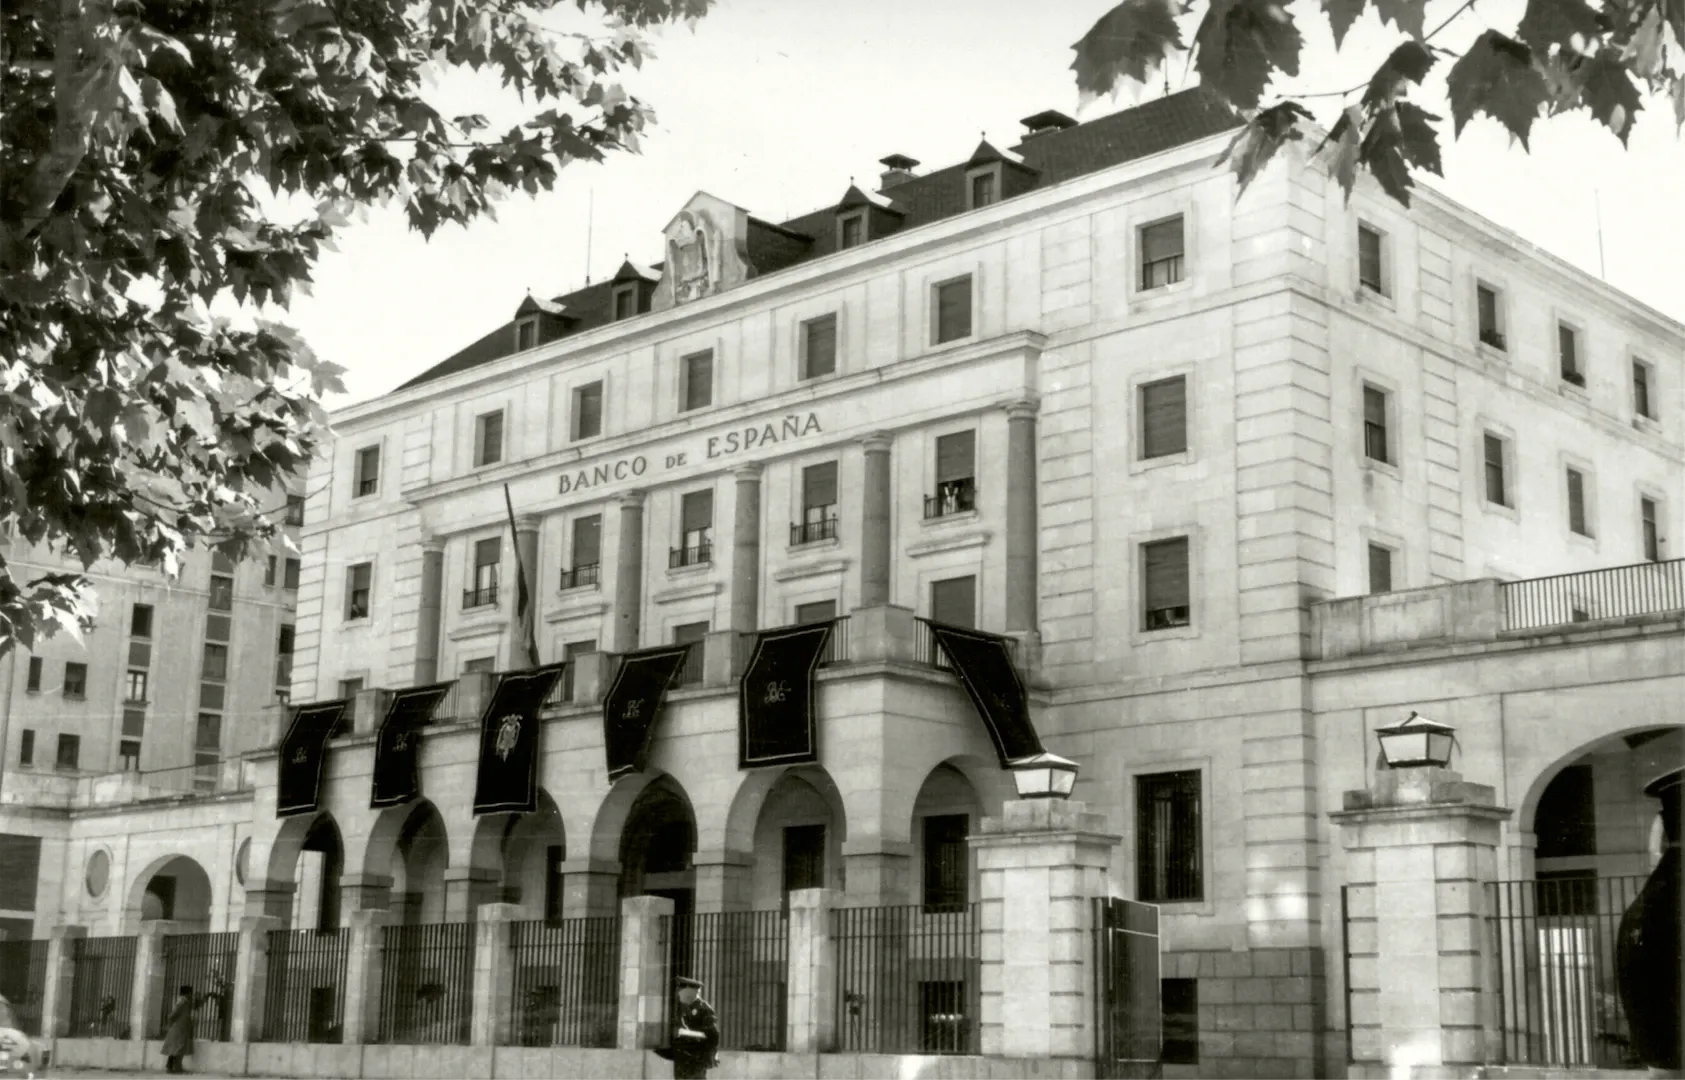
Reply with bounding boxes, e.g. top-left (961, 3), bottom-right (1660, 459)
top-left (507, 918), bottom-right (621, 1048)
top-left (559, 563), bottom-right (600, 590)
top-left (154, 931), bottom-right (238, 1042)
top-left (262, 929), bottom-right (349, 1044)
top-left (68, 935), bottom-right (137, 1039)
top-left (1501, 558), bottom-right (1684, 631)
top-left (663, 910), bottom-right (788, 1052)
top-left (376, 922), bottom-right (474, 1045)
top-left (833, 904), bottom-right (980, 1055)
top-left (0, 938), bottom-right (48, 1035)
